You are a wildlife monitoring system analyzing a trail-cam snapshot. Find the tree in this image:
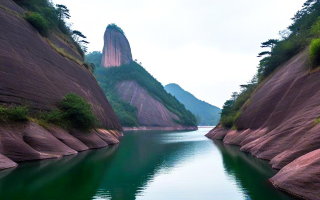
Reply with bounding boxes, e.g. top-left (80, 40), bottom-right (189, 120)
top-left (231, 92), bottom-right (238, 104)
top-left (257, 39), bottom-right (279, 57)
top-left (79, 40), bottom-right (89, 53)
top-left (56, 4), bottom-right (70, 21)
top-left (72, 30), bottom-right (89, 53)
top-left (261, 39), bottom-right (279, 49)
top-left (72, 30), bottom-right (86, 42)
top-left (257, 51), bottom-right (271, 57)
top-left (279, 29), bottom-right (291, 40)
